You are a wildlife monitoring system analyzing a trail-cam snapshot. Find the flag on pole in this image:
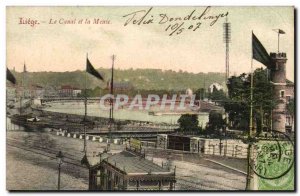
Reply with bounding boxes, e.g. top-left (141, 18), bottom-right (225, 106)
top-left (273, 29), bottom-right (285, 34)
top-left (86, 57), bottom-right (104, 81)
top-left (7, 68), bottom-right (16, 84)
top-left (252, 33), bottom-right (271, 67)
